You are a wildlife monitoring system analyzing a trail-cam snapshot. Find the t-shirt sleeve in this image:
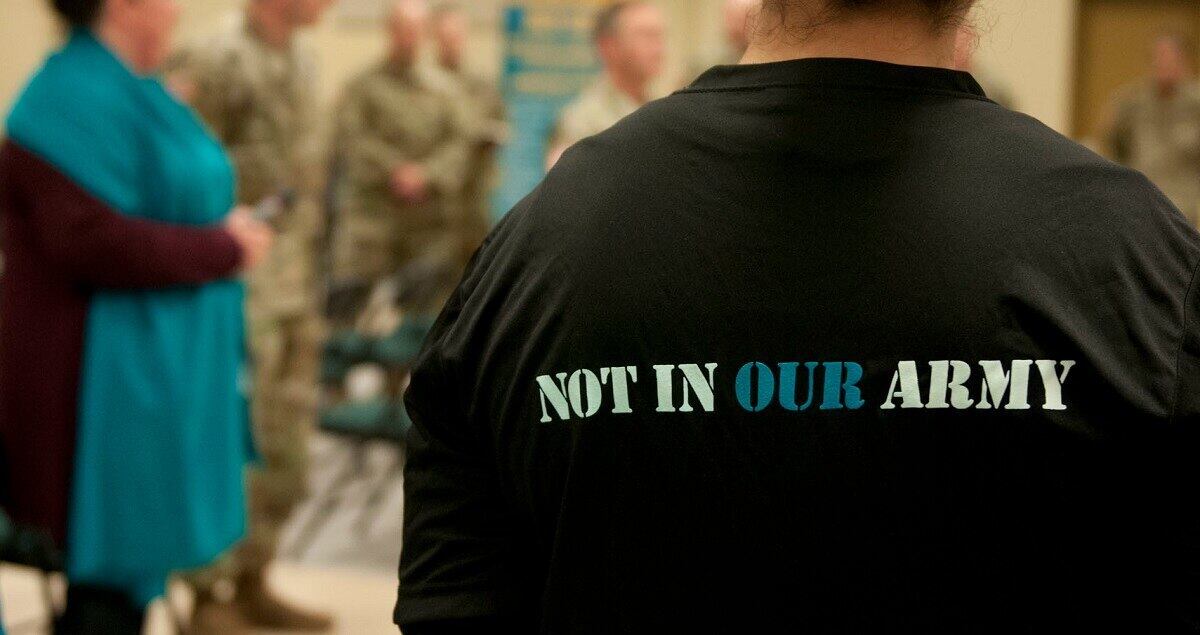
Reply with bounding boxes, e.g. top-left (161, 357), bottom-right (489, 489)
top-left (394, 236), bottom-right (520, 627)
top-left (1165, 256), bottom-right (1200, 626)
